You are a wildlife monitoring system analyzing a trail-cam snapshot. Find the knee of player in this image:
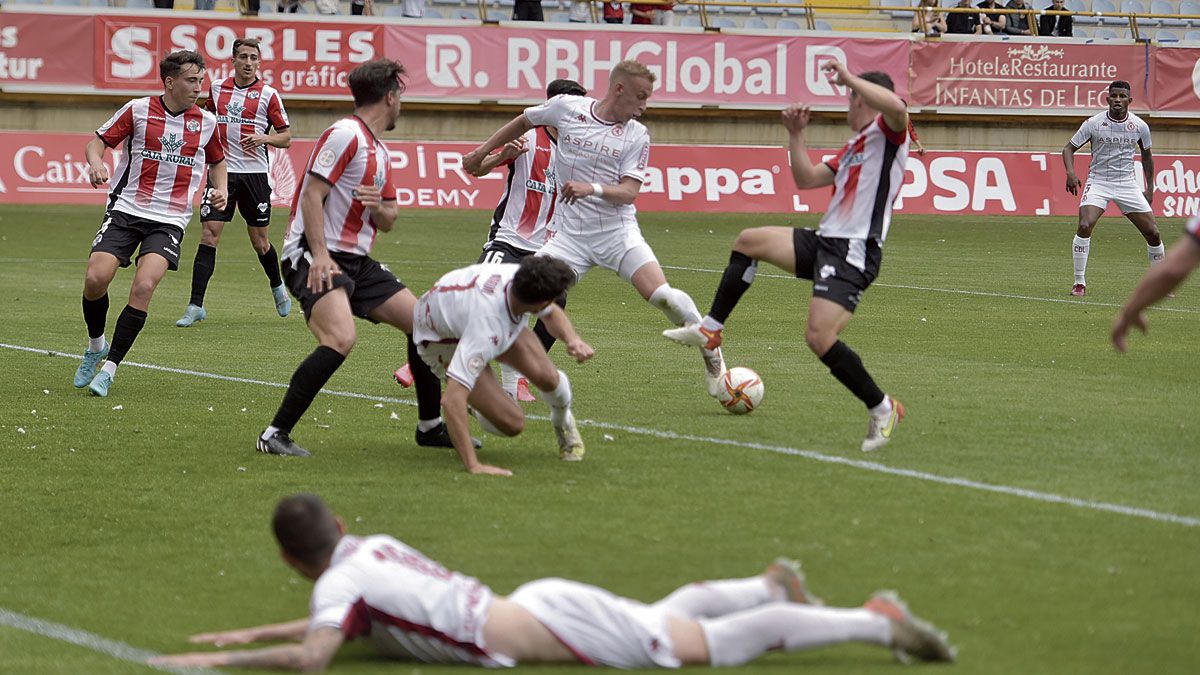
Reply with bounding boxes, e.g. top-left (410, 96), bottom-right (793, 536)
top-left (733, 228), bottom-right (767, 256)
top-left (323, 333), bottom-right (357, 355)
top-left (804, 326), bottom-right (832, 354)
top-left (479, 408), bottom-right (523, 437)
